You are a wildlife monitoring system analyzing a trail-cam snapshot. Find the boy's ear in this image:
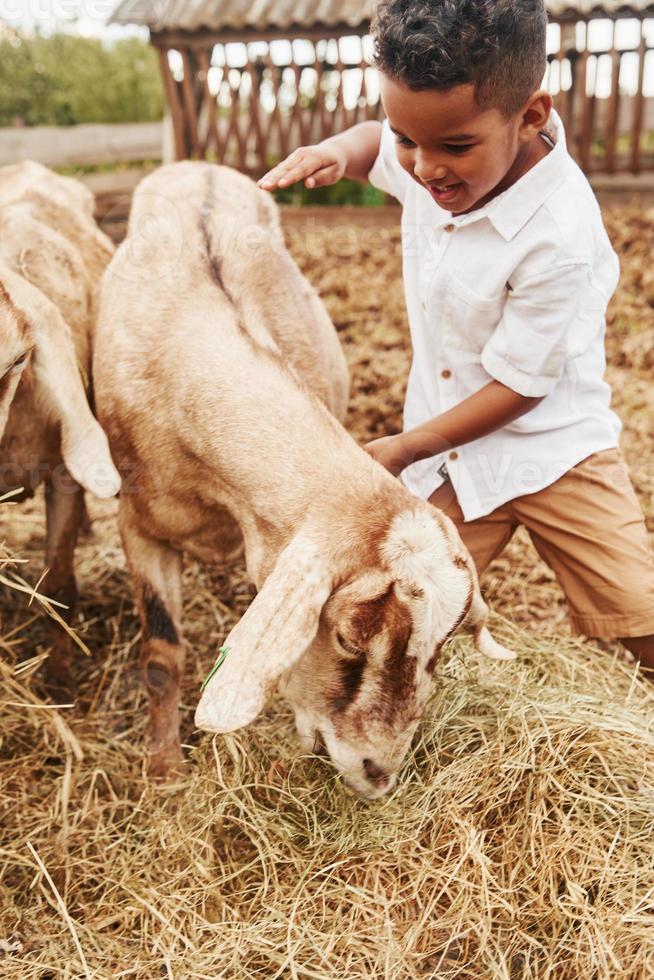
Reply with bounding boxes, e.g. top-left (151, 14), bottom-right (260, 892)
top-left (0, 264), bottom-right (121, 498)
top-left (520, 90), bottom-right (553, 138)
